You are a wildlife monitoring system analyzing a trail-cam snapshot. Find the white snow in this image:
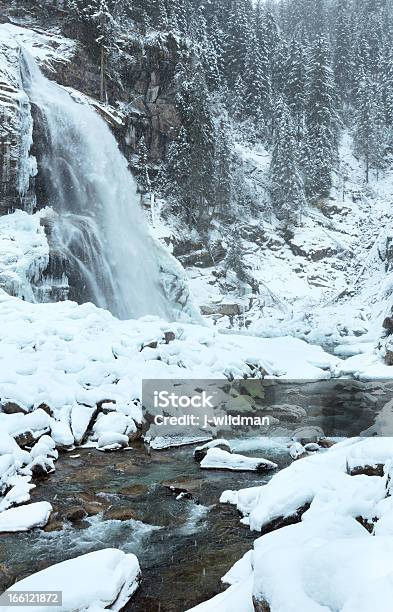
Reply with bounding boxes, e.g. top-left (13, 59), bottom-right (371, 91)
top-left (210, 438), bottom-right (393, 612)
top-left (193, 438), bottom-right (231, 457)
top-left (0, 290), bottom-right (347, 448)
top-left (0, 501), bottom-right (52, 532)
top-left (2, 548), bottom-right (141, 612)
top-left (1, 23), bottom-right (77, 72)
top-left (200, 448), bottom-right (278, 472)
top-left (97, 432), bottom-right (129, 451)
